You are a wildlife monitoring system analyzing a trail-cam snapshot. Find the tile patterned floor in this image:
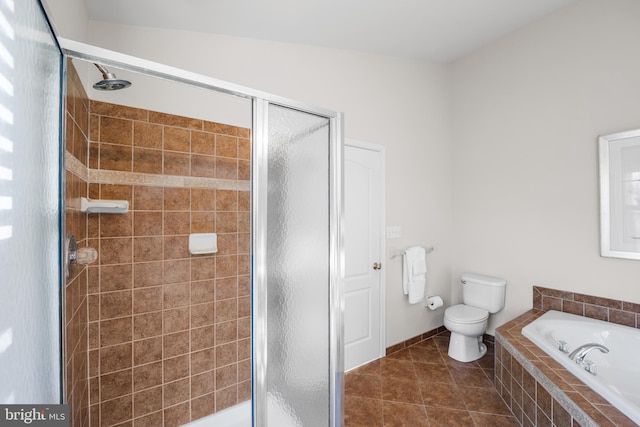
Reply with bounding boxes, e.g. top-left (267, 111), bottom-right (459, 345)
top-left (344, 334), bottom-right (518, 426)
